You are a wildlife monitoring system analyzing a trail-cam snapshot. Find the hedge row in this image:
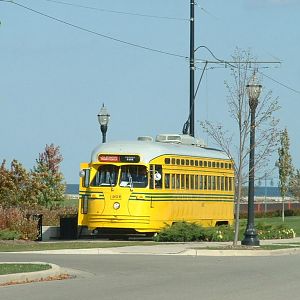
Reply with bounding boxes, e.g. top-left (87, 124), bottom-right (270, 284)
top-left (0, 205), bottom-right (77, 240)
top-left (0, 206), bottom-right (39, 240)
top-left (240, 209), bottom-right (300, 219)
